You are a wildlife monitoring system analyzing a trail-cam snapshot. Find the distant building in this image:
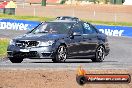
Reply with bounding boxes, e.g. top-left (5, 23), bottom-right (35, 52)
top-left (1, 0), bottom-right (131, 5)
top-left (123, 0), bottom-right (132, 5)
top-left (26, 0), bottom-right (58, 3)
top-left (0, 0), bottom-right (13, 2)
